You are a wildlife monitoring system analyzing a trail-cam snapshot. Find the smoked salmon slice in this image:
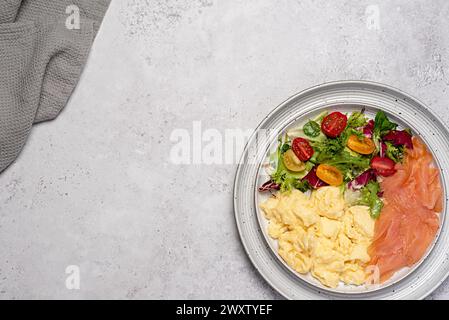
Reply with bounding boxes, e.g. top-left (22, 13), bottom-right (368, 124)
top-left (368, 137), bottom-right (443, 283)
